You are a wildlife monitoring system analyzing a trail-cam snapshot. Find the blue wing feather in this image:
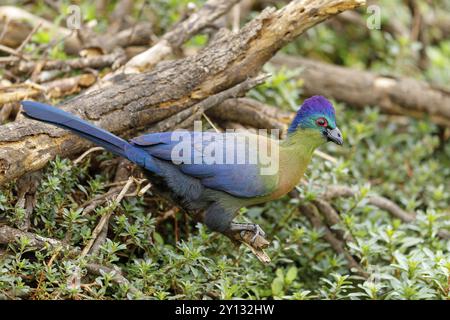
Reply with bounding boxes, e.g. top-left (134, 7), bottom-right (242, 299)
top-left (131, 131), bottom-right (276, 198)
